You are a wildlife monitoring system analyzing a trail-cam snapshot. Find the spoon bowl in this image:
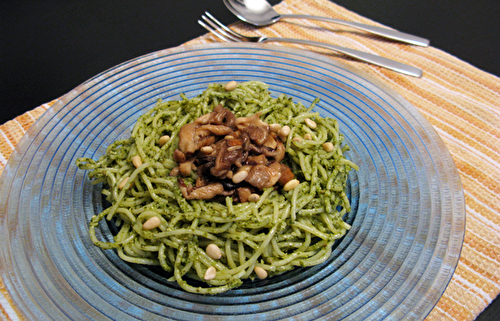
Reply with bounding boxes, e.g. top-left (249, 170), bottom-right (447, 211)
top-left (223, 0), bottom-right (430, 47)
top-left (226, 0), bottom-right (281, 26)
